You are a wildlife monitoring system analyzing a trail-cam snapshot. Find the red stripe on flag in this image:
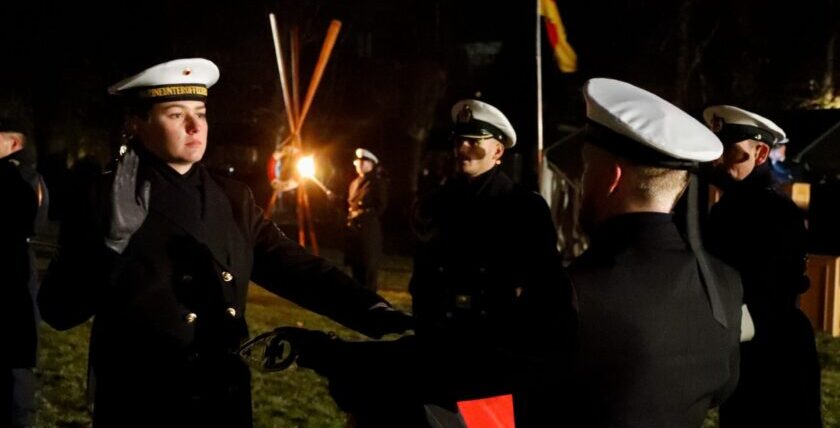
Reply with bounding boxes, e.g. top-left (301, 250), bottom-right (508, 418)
top-left (540, 0), bottom-right (578, 73)
top-left (544, 21), bottom-right (559, 46)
